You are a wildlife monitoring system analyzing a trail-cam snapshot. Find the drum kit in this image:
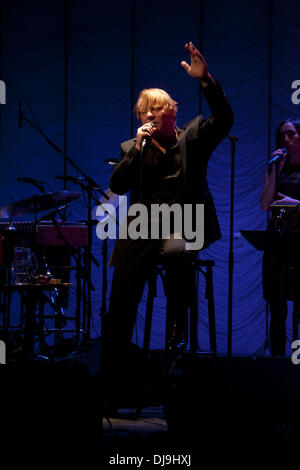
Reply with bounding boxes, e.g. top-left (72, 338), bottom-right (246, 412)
top-left (0, 101), bottom-right (118, 360)
top-left (0, 190), bottom-right (81, 219)
top-left (0, 188), bottom-right (105, 359)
